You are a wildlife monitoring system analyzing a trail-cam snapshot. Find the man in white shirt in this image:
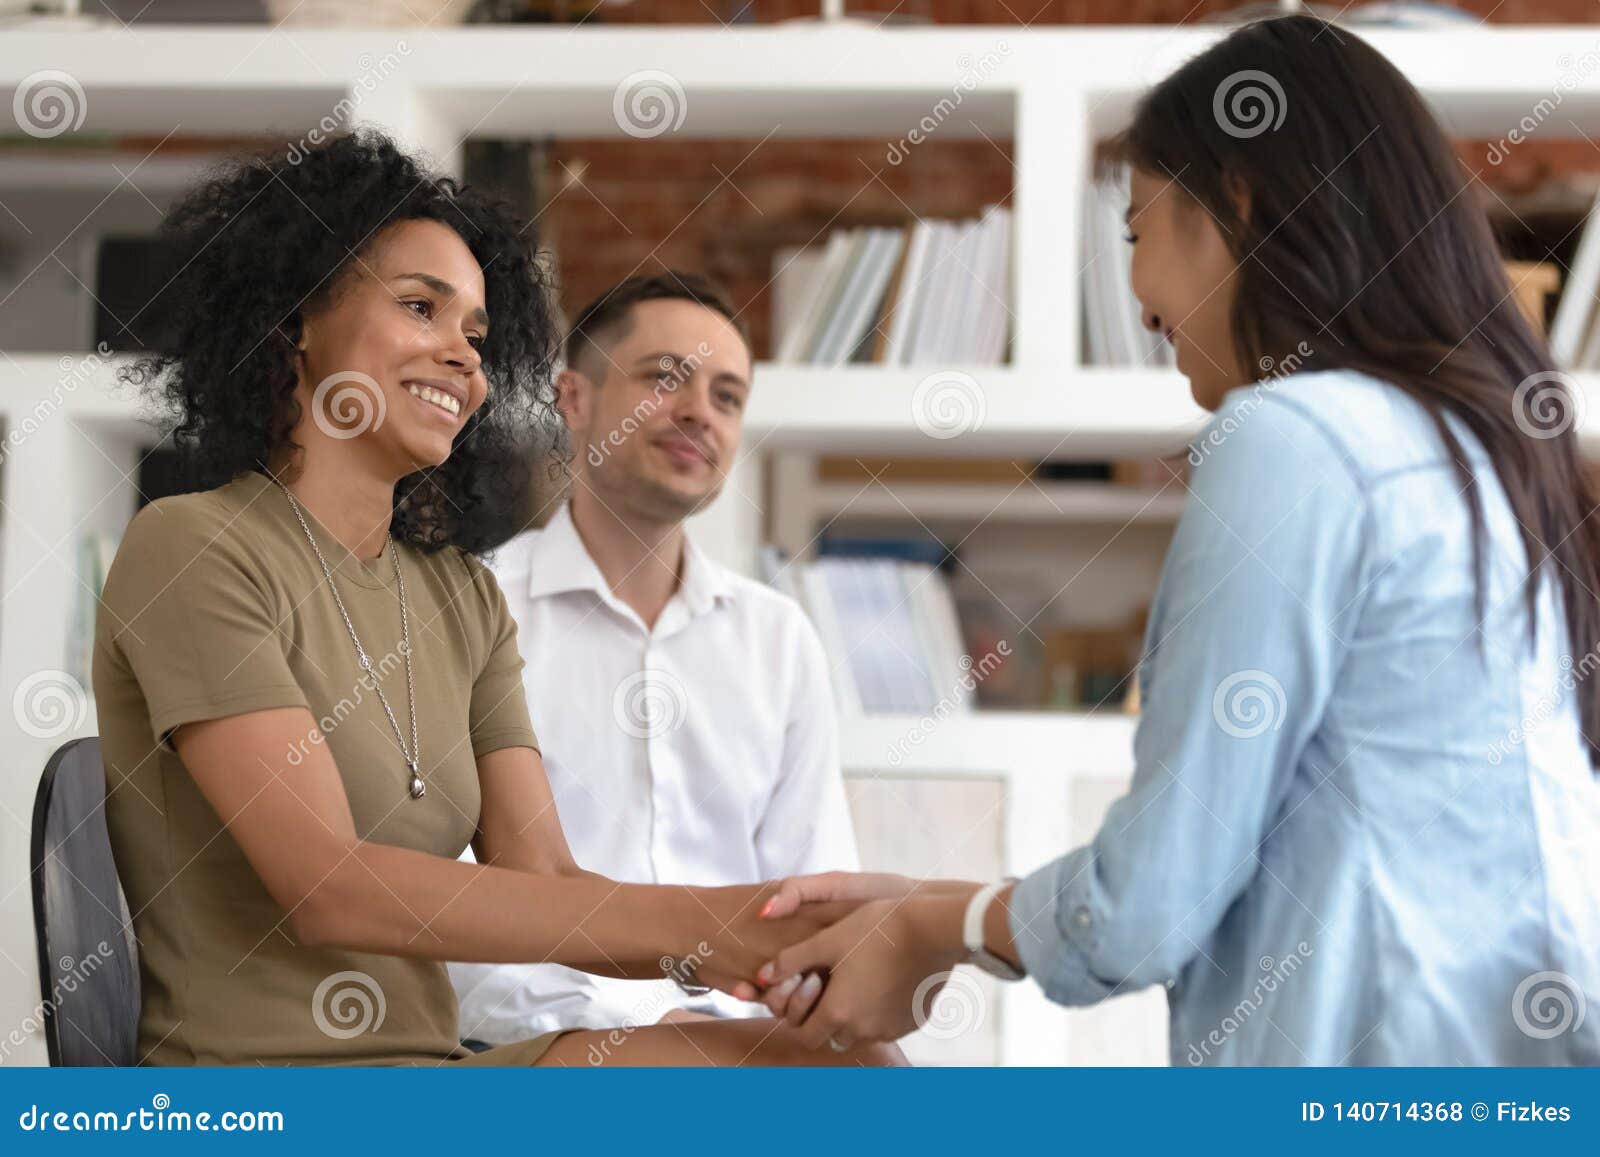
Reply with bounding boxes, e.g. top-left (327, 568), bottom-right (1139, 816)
top-left (450, 272), bottom-right (860, 1043)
